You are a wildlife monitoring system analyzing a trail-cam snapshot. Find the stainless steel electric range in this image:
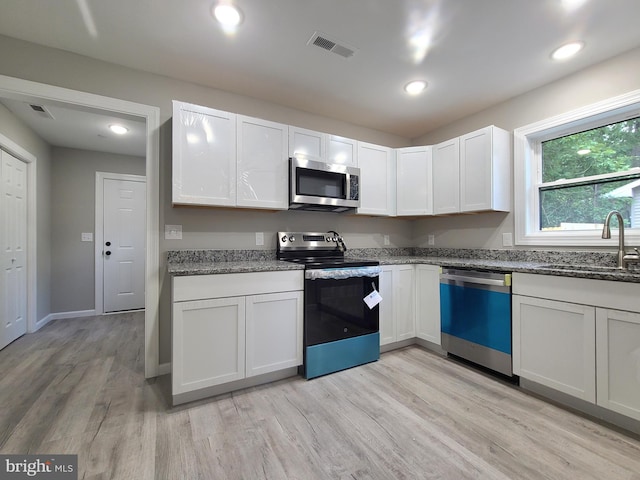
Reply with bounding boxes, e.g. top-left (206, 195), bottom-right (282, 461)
top-left (277, 231), bottom-right (381, 379)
